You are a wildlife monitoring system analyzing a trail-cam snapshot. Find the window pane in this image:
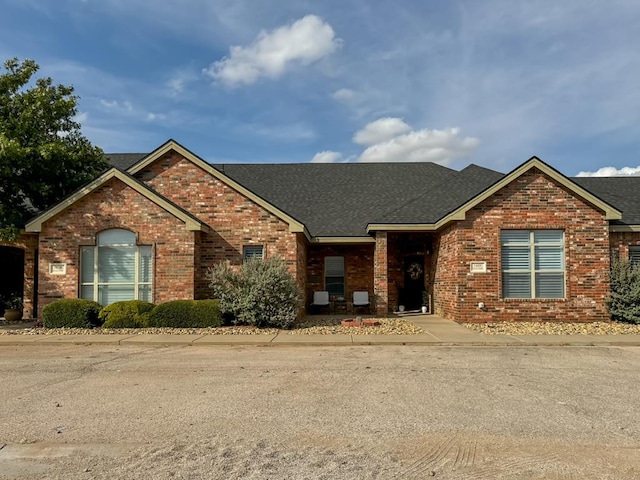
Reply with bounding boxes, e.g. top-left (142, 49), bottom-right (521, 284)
top-left (501, 230), bottom-right (530, 244)
top-left (535, 246), bottom-right (563, 270)
top-left (502, 246), bottom-right (530, 270)
top-left (326, 277), bottom-right (345, 297)
top-left (534, 230), bottom-right (563, 244)
top-left (80, 247), bottom-right (95, 283)
top-left (536, 273), bottom-right (564, 298)
top-left (97, 229), bottom-right (135, 246)
top-left (98, 246), bottom-right (135, 283)
top-left (80, 285), bottom-right (94, 301)
top-left (99, 284), bottom-right (135, 305)
top-left (630, 247), bottom-right (640, 266)
top-left (139, 246), bottom-right (152, 283)
top-left (243, 245), bottom-right (263, 261)
top-left (503, 273), bottom-right (531, 298)
top-left (138, 285), bottom-right (152, 302)
top-left (325, 256), bottom-right (345, 276)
